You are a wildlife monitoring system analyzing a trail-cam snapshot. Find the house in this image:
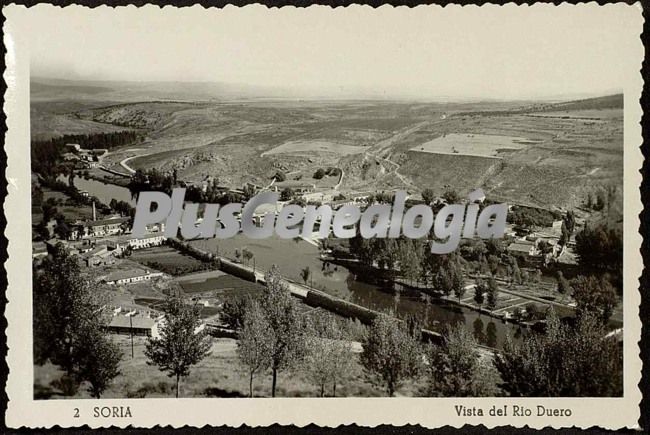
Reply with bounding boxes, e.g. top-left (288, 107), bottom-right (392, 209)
top-left (83, 216), bottom-right (130, 238)
top-left (106, 233), bottom-right (167, 255)
top-left (104, 269), bottom-right (164, 285)
top-left (507, 240), bottom-right (539, 259)
top-left (107, 314), bottom-right (161, 338)
top-left (80, 245), bottom-right (116, 267)
top-left (124, 233), bottom-right (167, 250)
